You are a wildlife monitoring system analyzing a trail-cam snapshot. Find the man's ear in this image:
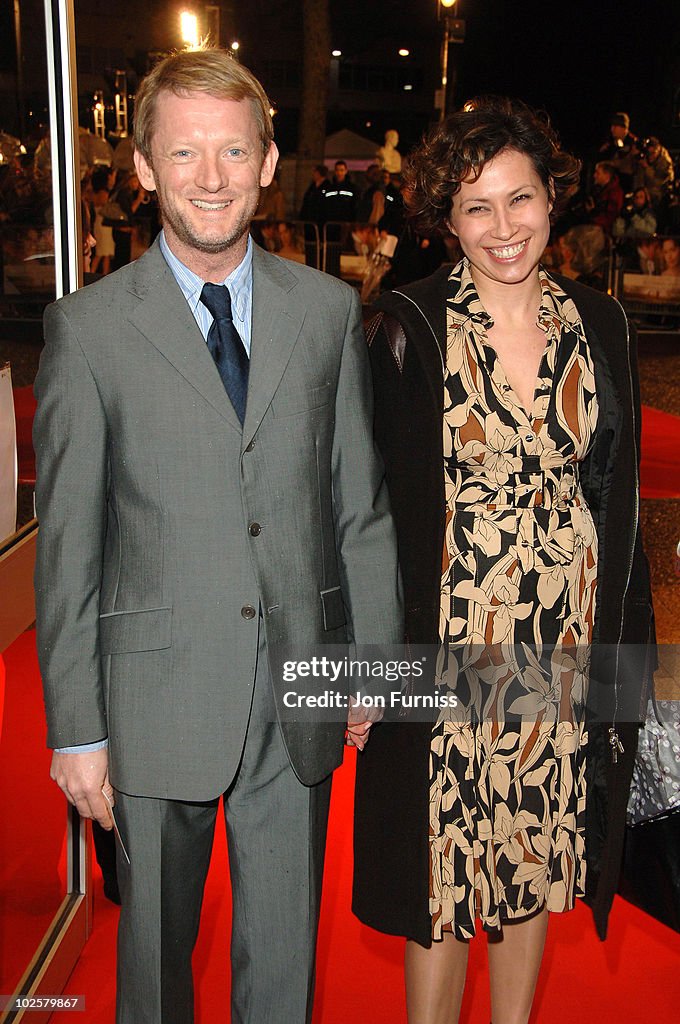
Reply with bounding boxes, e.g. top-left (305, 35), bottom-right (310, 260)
top-left (134, 148), bottom-right (156, 193)
top-left (260, 142), bottom-right (279, 188)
